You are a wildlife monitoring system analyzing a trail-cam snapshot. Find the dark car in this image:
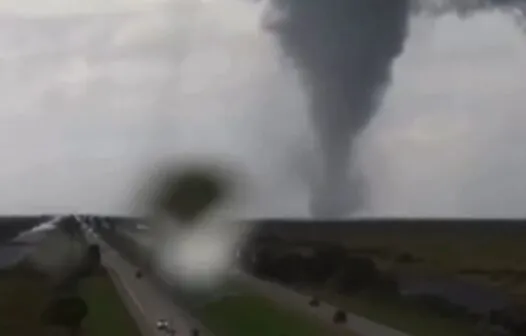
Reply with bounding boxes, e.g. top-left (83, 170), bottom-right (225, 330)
top-left (309, 297), bottom-right (321, 307)
top-left (333, 310), bottom-right (347, 324)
